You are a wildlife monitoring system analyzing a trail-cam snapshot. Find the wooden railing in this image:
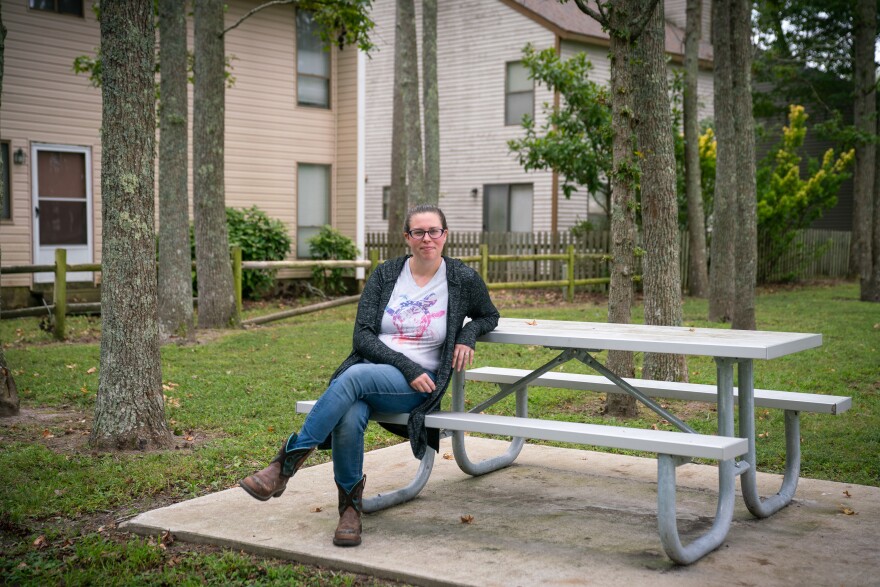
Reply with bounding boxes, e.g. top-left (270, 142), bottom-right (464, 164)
top-left (0, 228), bottom-right (853, 337)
